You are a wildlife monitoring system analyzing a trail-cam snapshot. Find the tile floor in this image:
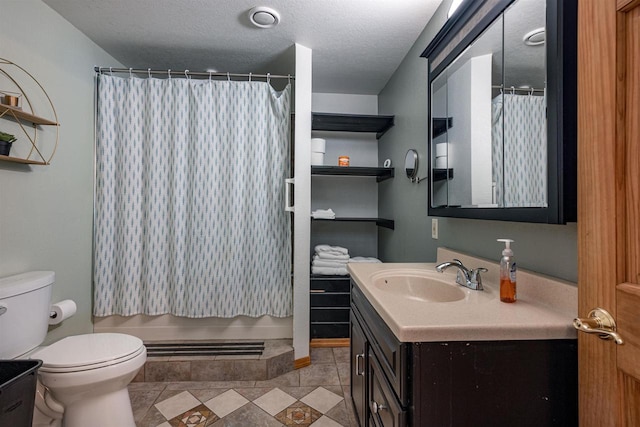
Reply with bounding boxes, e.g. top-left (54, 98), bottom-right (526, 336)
top-left (130, 347), bottom-right (357, 427)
